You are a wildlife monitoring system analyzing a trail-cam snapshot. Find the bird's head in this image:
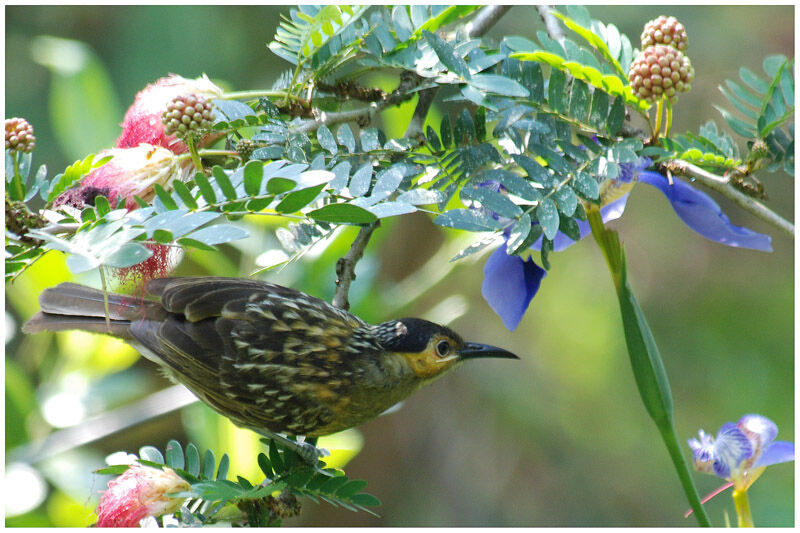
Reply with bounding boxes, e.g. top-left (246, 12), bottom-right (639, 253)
top-left (374, 318), bottom-right (518, 380)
